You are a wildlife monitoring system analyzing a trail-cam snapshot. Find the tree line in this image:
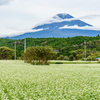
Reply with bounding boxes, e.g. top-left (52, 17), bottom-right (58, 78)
top-left (0, 35), bottom-right (100, 61)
